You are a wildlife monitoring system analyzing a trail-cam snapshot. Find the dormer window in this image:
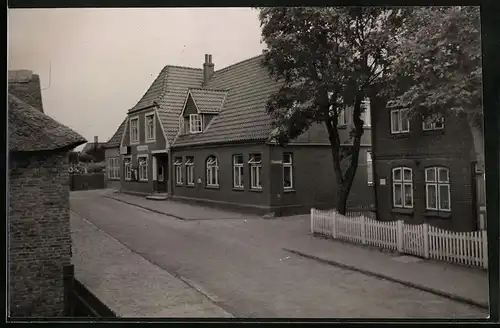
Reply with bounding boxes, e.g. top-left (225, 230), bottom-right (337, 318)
top-left (189, 114), bottom-right (202, 133)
